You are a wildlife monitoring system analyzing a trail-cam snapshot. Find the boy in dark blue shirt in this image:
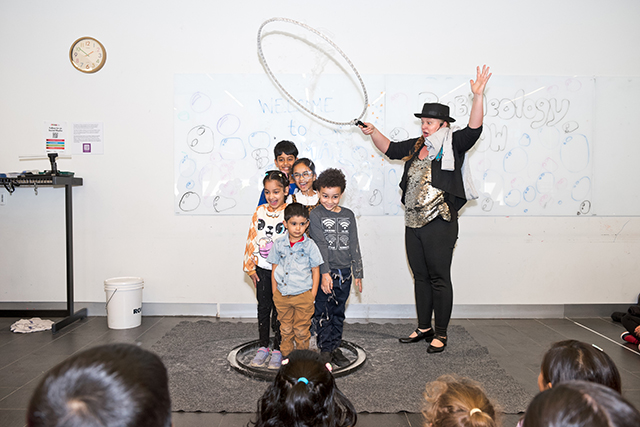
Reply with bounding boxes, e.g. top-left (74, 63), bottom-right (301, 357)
top-left (258, 140), bottom-right (298, 205)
